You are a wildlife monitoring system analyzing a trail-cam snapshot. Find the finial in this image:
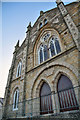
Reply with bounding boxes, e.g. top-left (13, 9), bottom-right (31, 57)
top-left (56, 0), bottom-right (62, 4)
top-left (27, 22), bottom-right (31, 31)
top-left (15, 40), bottom-right (19, 50)
top-left (40, 11), bottom-right (44, 16)
top-left (16, 40), bottom-right (19, 47)
top-left (29, 22), bottom-right (31, 26)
